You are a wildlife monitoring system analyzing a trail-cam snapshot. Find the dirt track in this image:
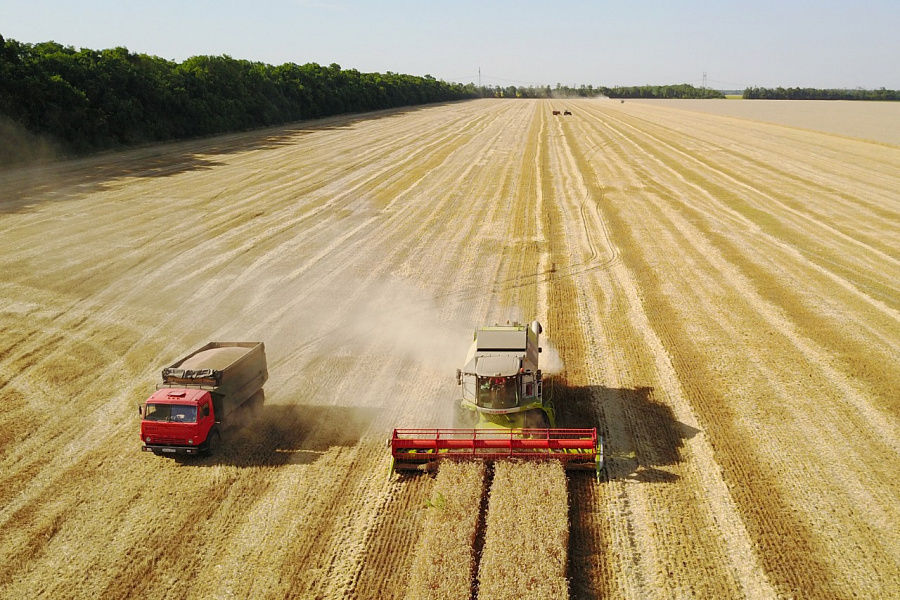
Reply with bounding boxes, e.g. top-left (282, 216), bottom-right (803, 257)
top-left (1, 98), bottom-right (898, 599)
